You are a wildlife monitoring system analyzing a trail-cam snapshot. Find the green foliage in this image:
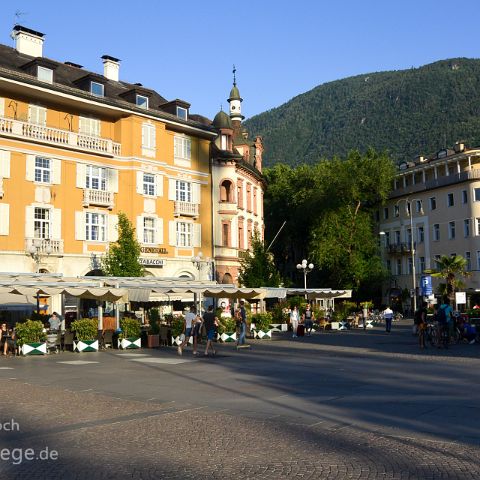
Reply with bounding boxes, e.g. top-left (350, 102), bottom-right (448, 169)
top-left (170, 316), bottom-right (185, 338)
top-left (71, 318), bottom-right (98, 341)
top-left (148, 308), bottom-right (160, 335)
top-left (15, 320), bottom-right (46, 346)
top-left (287, 296), bottom-right (307, 310)
top-left (251, 312), bottom-right (273, 331)
top-left (270, 302), bottom-right (290, 323)
top-left (245, 58), bottom-right (480, 167)
top-left (217, 317), bottom-right (236, 334)
top-left (120, 317), bottom-right (141, 338)
top-left (238, 232), bottom-right (282, 287)
top-left (102, 212), bottom-right (144, 277)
